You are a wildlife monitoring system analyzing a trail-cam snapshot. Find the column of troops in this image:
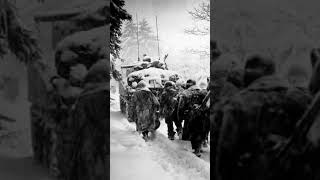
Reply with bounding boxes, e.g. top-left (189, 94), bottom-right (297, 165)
top-left (209, 44), bottom-right (320, 180)
top-left (126, 69), bottom-right (210, 157)
top-left (28, 57), bottom-right (108, 179)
